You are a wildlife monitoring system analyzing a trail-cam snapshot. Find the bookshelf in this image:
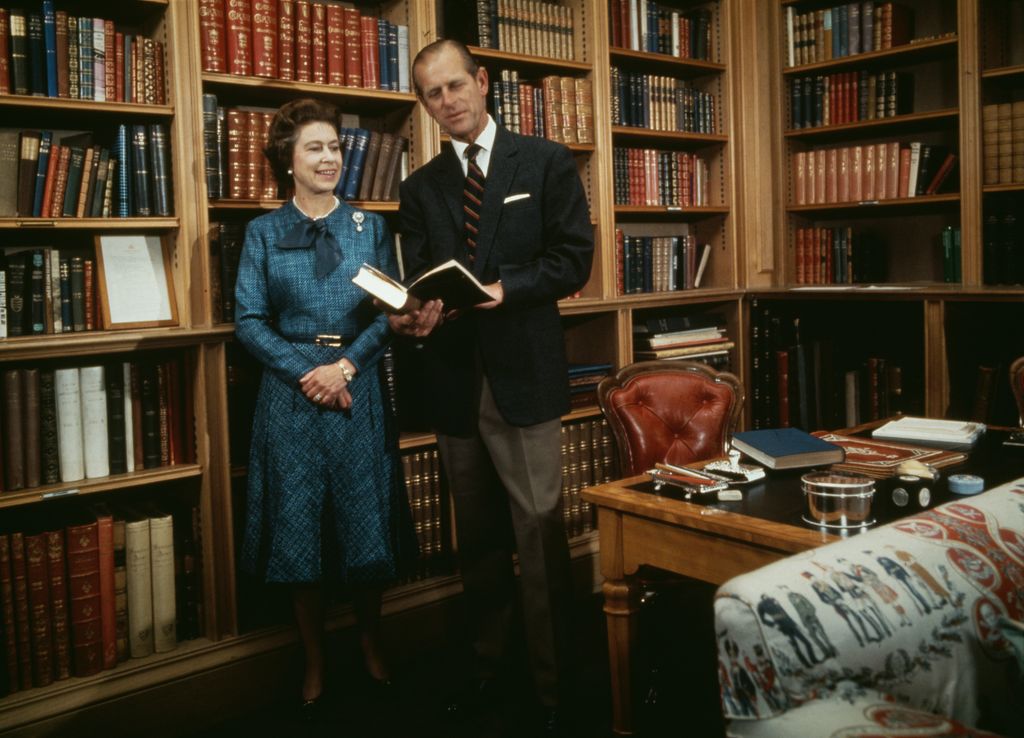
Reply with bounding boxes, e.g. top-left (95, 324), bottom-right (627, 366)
top-left (4, 0), bottom-right (1018, 734)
